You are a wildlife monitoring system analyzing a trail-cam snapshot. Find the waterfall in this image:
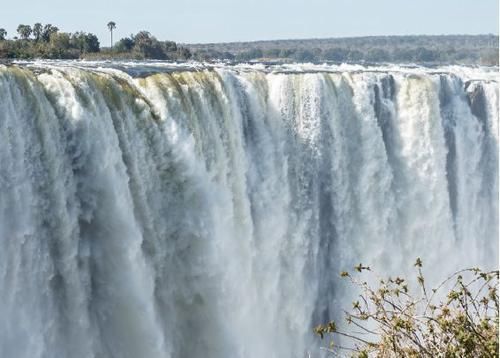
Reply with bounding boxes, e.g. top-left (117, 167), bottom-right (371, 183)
top-left (0, 62), bottom-right (497, 358)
